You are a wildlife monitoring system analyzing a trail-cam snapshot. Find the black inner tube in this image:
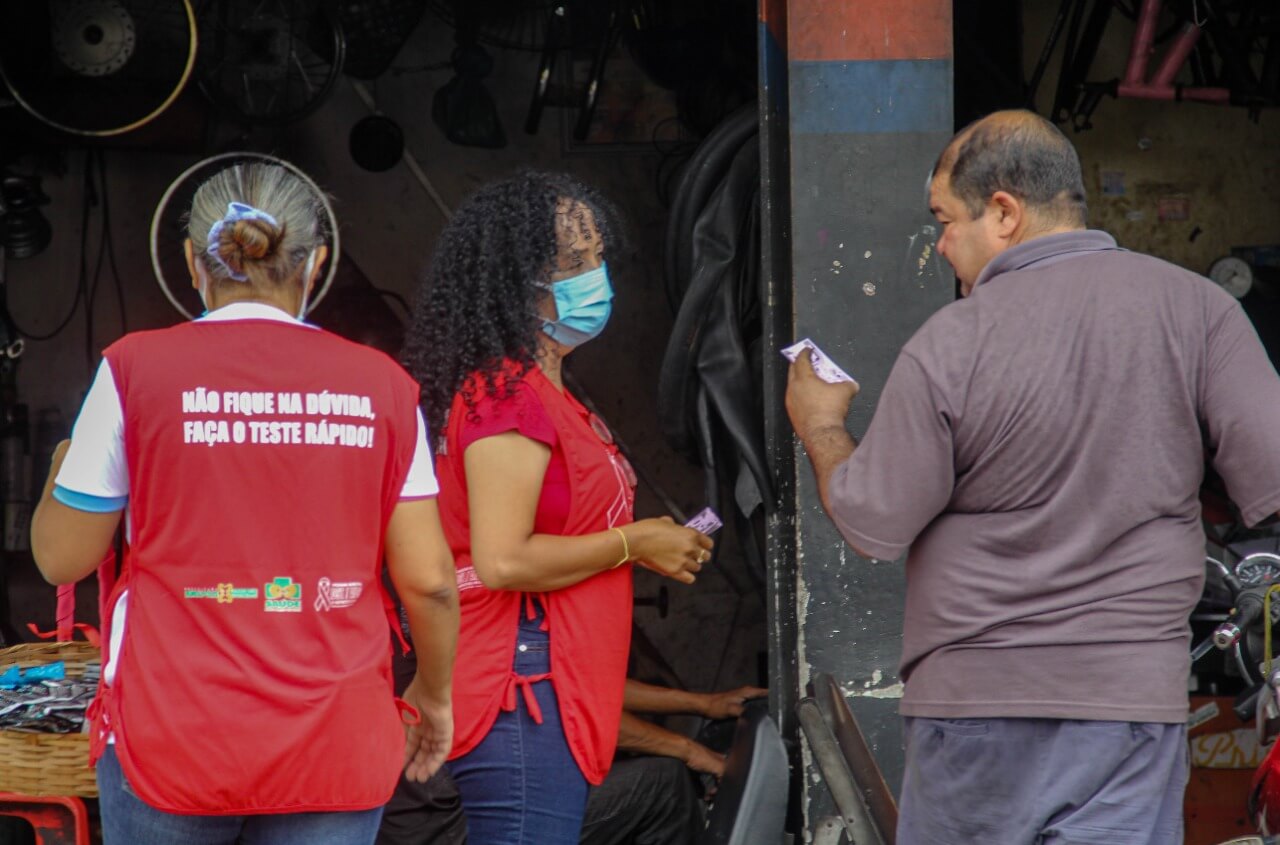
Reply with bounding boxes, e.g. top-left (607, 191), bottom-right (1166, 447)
top-left (658, 107), bottom-right (768, 591)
